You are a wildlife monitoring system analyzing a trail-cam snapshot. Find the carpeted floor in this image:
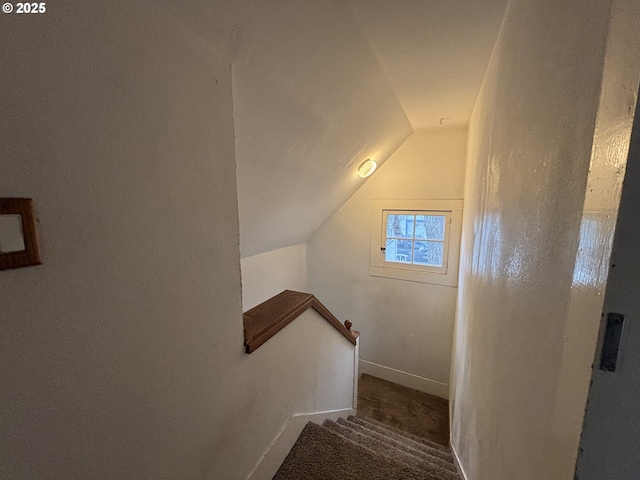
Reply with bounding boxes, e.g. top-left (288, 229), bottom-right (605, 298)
top-left (273, 416), bottom-right (459, 480)
top-left (273, 375), bottom-right (458, 479)
top-left (357, 374), bottom-right (450, 446)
